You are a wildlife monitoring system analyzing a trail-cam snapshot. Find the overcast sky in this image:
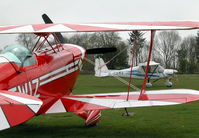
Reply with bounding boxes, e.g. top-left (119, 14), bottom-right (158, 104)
top-left (1, 0), bottom-right (199, 47)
